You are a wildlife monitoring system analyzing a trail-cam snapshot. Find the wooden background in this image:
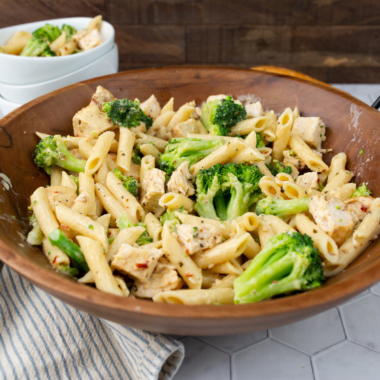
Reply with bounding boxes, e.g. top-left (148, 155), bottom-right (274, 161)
top-left (1, 0), bottom-right (380, 83)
